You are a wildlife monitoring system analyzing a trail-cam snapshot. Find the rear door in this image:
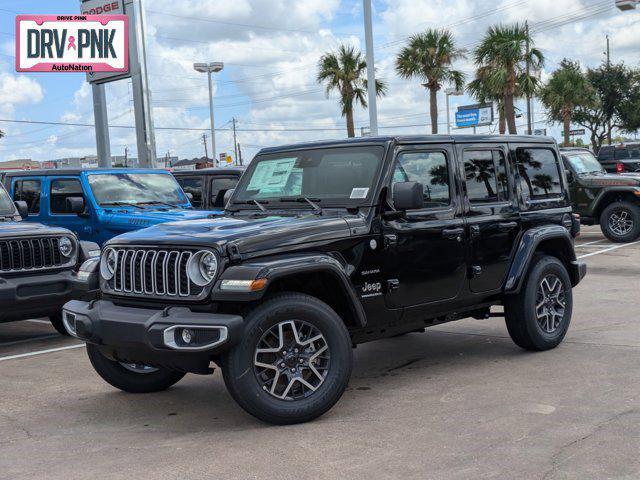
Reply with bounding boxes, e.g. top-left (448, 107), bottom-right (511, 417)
top-left (459, 143), bottom-right (520, 293)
